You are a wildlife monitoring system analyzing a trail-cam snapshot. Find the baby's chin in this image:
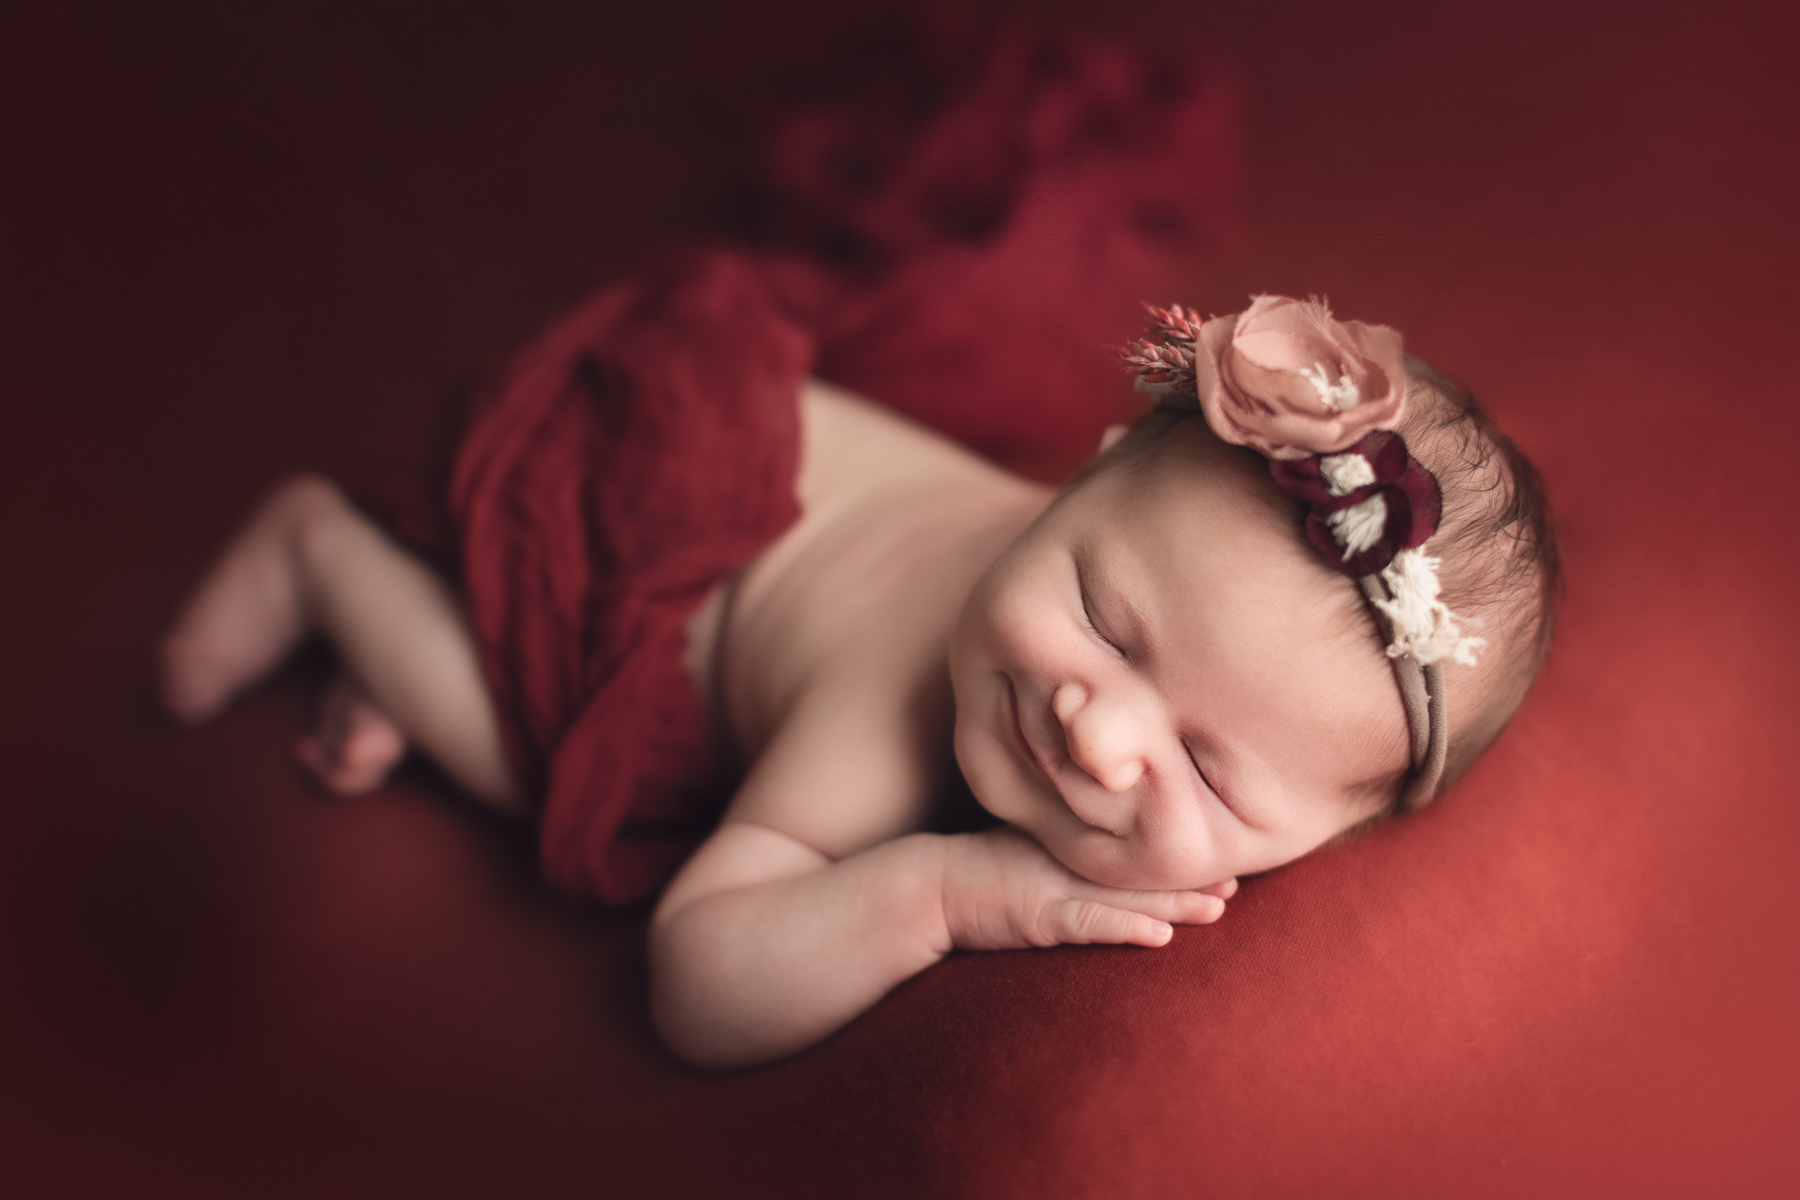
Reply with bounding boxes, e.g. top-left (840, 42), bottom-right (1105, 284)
top-left (1030, 816), bottom-right (1218, 892)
